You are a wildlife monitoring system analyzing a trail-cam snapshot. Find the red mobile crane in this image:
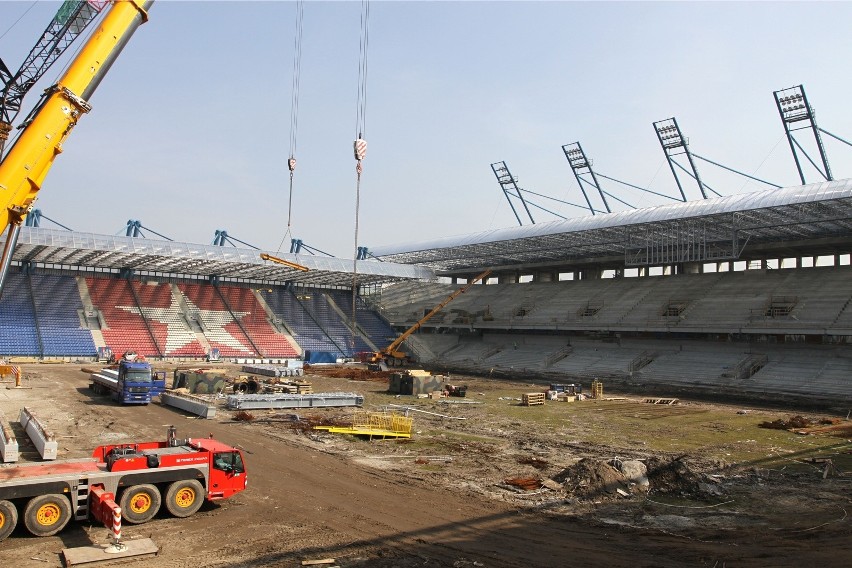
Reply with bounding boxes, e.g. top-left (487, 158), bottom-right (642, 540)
top-left (0, 426), bottom-right (247, 542)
